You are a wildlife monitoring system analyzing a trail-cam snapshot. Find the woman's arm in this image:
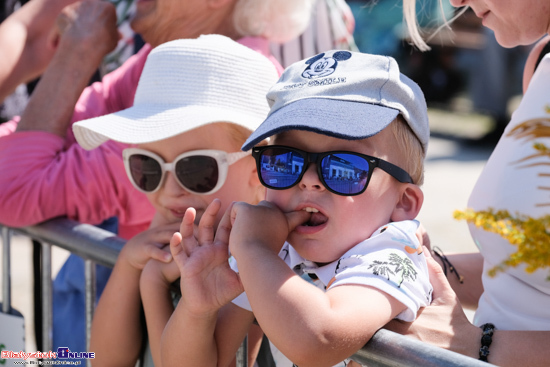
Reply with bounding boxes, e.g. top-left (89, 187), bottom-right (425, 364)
top-left (432, 251), bottom-right (484, 309)
top-left (386, 250), bottom-right (550, 366)
top-left (0, 0), bottom-right (76, 102)
top-left (16, 0), bottom-right (119, 136)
